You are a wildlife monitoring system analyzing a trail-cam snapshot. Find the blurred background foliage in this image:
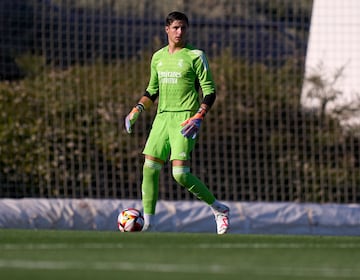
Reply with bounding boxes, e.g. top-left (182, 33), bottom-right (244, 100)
top-left (0, 0), bottom-right (359, 202)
